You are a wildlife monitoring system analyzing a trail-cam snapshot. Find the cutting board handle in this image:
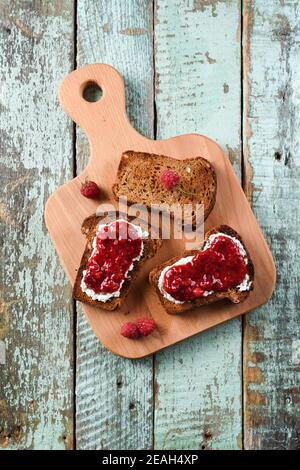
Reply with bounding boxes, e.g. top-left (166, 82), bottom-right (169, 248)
top-left (58, 63), bottom-right (131, 137)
